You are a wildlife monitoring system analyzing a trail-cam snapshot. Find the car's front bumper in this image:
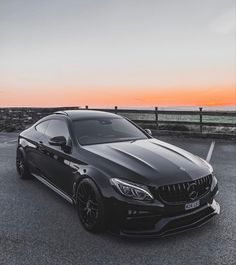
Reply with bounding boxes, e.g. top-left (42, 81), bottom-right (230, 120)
top-left (107, 186), bottom-right (220, 238)
top-left (117, 199), bottom-right (220, 238)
